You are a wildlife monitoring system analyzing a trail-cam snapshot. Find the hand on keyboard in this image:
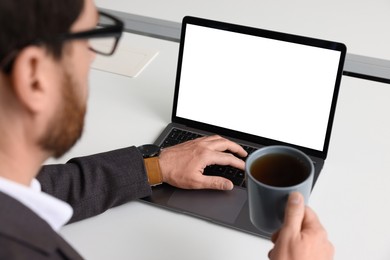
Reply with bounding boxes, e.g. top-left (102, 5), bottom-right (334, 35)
top-left (158, 135), bottom-right (247, 190)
